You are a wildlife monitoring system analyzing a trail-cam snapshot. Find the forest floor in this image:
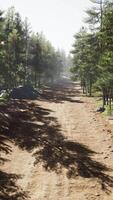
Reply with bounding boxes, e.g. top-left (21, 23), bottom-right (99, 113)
top-left (1, 78), bottom-right (113, 200)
